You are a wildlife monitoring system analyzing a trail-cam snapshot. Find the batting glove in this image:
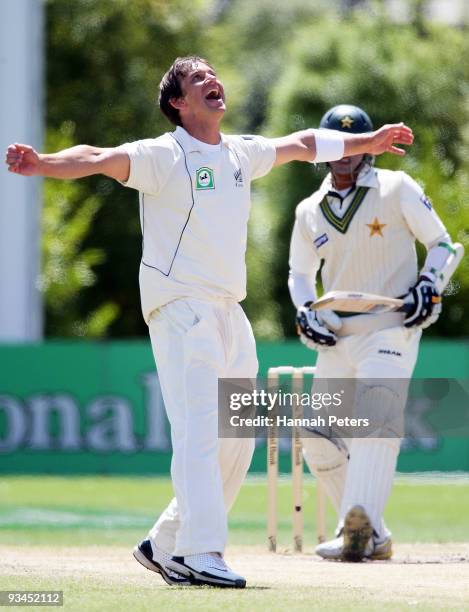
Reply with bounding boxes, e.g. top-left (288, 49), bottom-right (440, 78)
top-left (296, 302), bottom-right (342, 350)
top-left (403, 274), bottom-right (442, 329)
